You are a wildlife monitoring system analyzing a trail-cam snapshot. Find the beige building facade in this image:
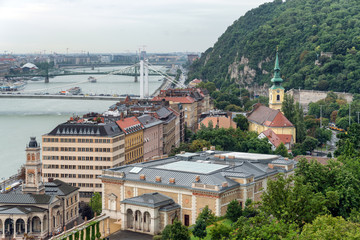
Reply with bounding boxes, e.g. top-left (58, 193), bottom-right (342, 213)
top-left (101, 151), bottom-right (295, 235)
top-left (42, 121), bottom-right (125, 200)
